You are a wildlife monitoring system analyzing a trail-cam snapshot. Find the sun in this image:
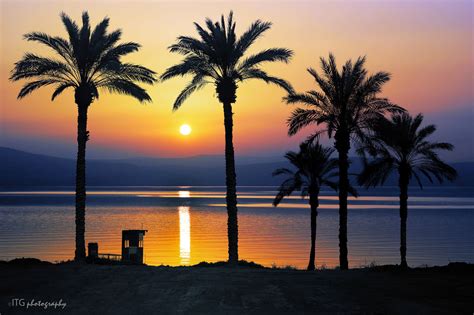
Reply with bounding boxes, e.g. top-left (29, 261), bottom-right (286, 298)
top-left (179, 124), bottom-right (192, 136)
